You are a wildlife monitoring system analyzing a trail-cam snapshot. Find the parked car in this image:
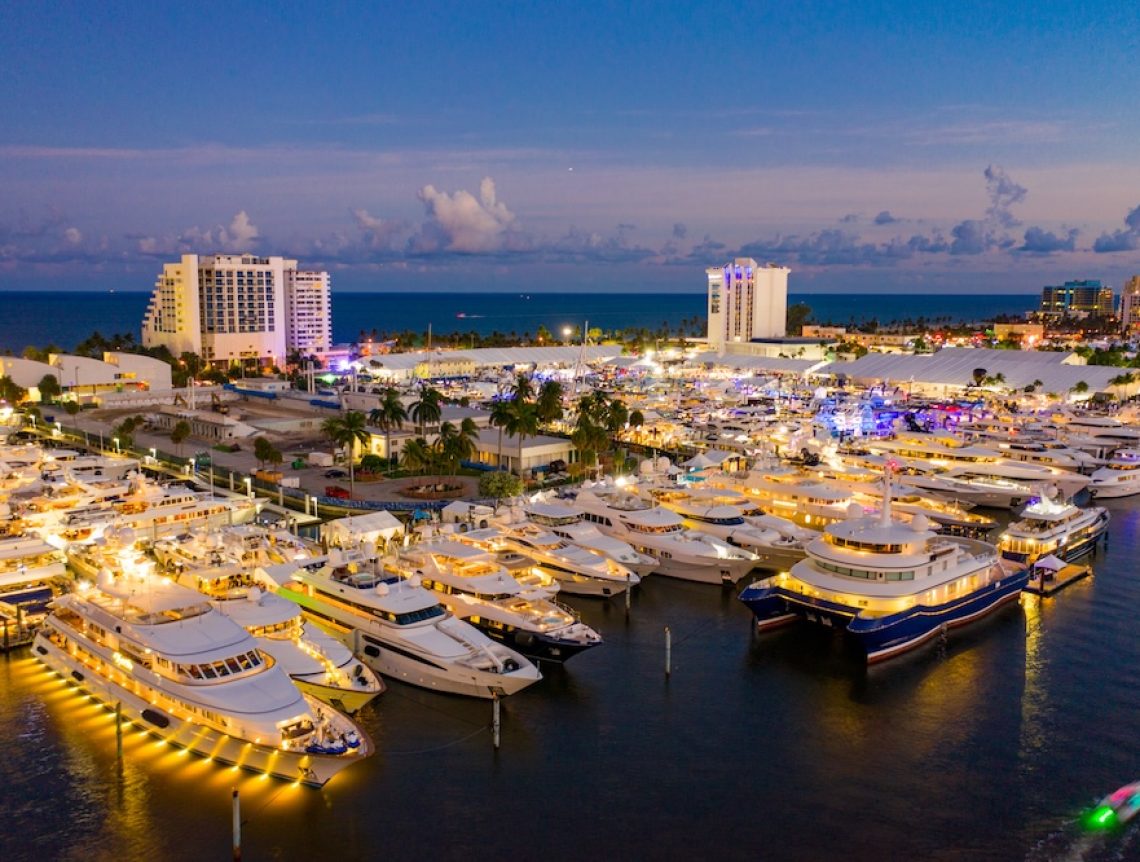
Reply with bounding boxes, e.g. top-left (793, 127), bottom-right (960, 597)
top-left (324, 468), bottom-right (348, 479)
top-left (324, 485), bottom-right (350, 499)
